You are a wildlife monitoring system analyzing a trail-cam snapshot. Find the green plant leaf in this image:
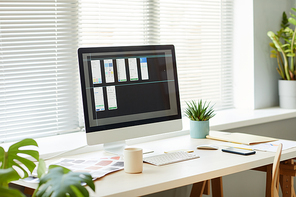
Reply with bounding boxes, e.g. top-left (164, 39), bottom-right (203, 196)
top-left (70, 185), bottom-right (85, 197)
top-left (291, 13), bottom-right (296, 18)
top-left (285, 49), bottom-right (292, 53)
top-left (0, 147), bottom-right (5, 168)
top-left (0, 168), bottom-right (21, 184)
top-left (2, 138), bottom-right (39, 178)
top-left (269, 42), bottom-right (276, 48)
top-left (289, 17), bottom-right (296, 26)
top-left (281, 12), bottom-right (289, 29)
top-left (184, 100), bottom-right (215, 121)
top-left (284, 38), bottom-right (292, 44)
top-left (0, 168), bottom-right (24, 197)
top-left (37, 158), bottom-right (47, 179)
top-left (267, 31), bottom-right (283, 52)
top-left (282, 43), bottom-right (290, 48)
top-left (271, 50), bottom-right (277, 54)
top-left (35, 166), bottom-right (95, 197)
top-left (48, 164), bottom-right (71, 173)
top-left (0, 187), bottom-right (25, 197)
top-left (284, 27), bottom-right (293, 34)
